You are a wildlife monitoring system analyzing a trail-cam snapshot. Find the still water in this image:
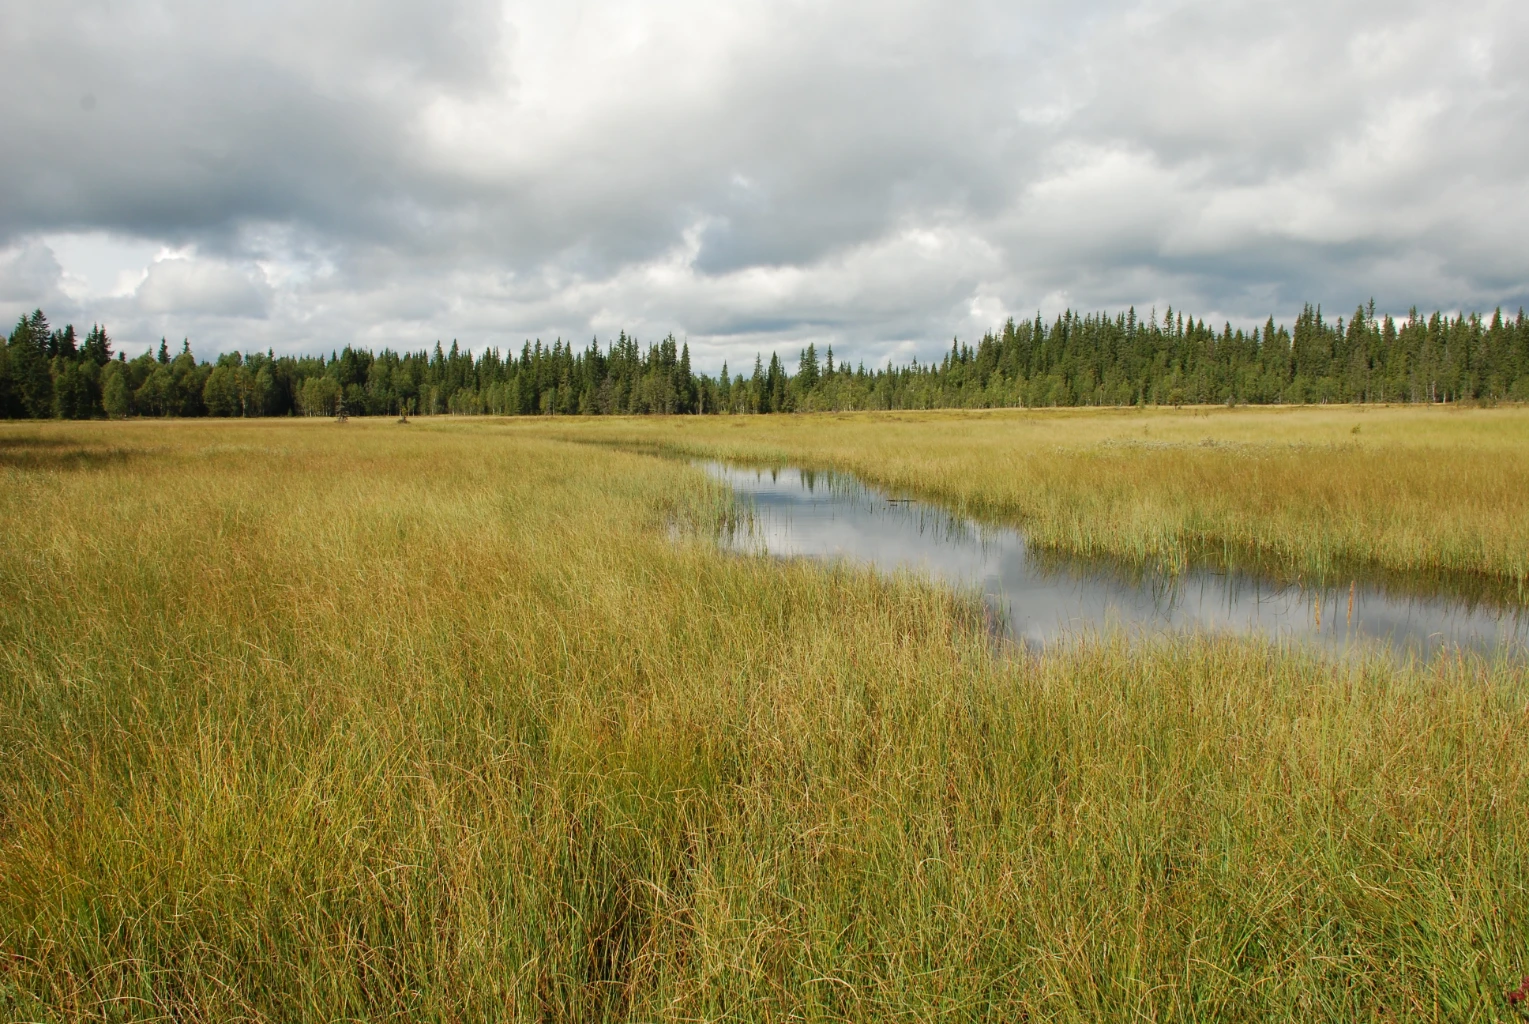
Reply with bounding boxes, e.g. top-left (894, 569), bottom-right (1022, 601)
top-left (703, 462), bottom-right (1529, 660)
